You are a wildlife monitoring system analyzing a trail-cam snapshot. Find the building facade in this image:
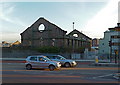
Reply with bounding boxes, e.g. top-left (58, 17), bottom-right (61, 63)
top-left (92, 38), bottom-right (99, 47)
top-left (2, 41), bottom-right (12, 47)
top-left (20, 17), bottom-right (91, 53)
top-left (109, 23), bottom-right (120, 61)
top-left (98, 31), bottom-right (111, 58)
top-left (99, 23), bottom-right (120, 60)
